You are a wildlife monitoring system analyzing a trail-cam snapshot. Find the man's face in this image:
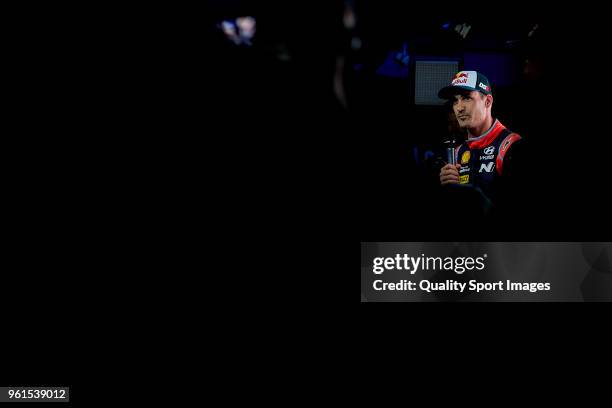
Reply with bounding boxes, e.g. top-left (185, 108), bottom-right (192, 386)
top-left (452, 91), bottom-right (489, 129)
